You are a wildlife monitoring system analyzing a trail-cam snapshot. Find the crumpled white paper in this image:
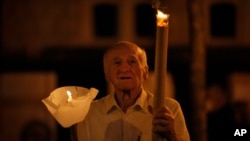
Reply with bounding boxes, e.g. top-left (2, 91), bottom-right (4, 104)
top-left (42, 86), bottom-right (98, 128)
